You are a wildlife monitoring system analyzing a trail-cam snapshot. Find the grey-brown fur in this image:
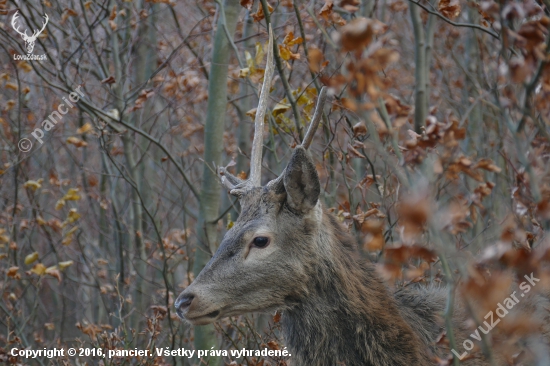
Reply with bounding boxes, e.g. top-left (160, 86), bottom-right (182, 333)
top-left (176, 146), bottom-right (550, 365)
